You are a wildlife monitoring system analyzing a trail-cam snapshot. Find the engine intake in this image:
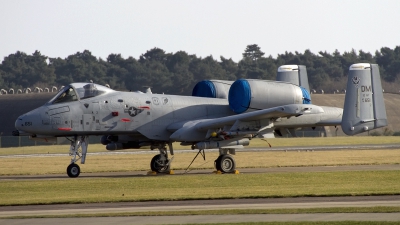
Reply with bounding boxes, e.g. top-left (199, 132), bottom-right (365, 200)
top-left (192, 80), bottom-right (233, 99)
